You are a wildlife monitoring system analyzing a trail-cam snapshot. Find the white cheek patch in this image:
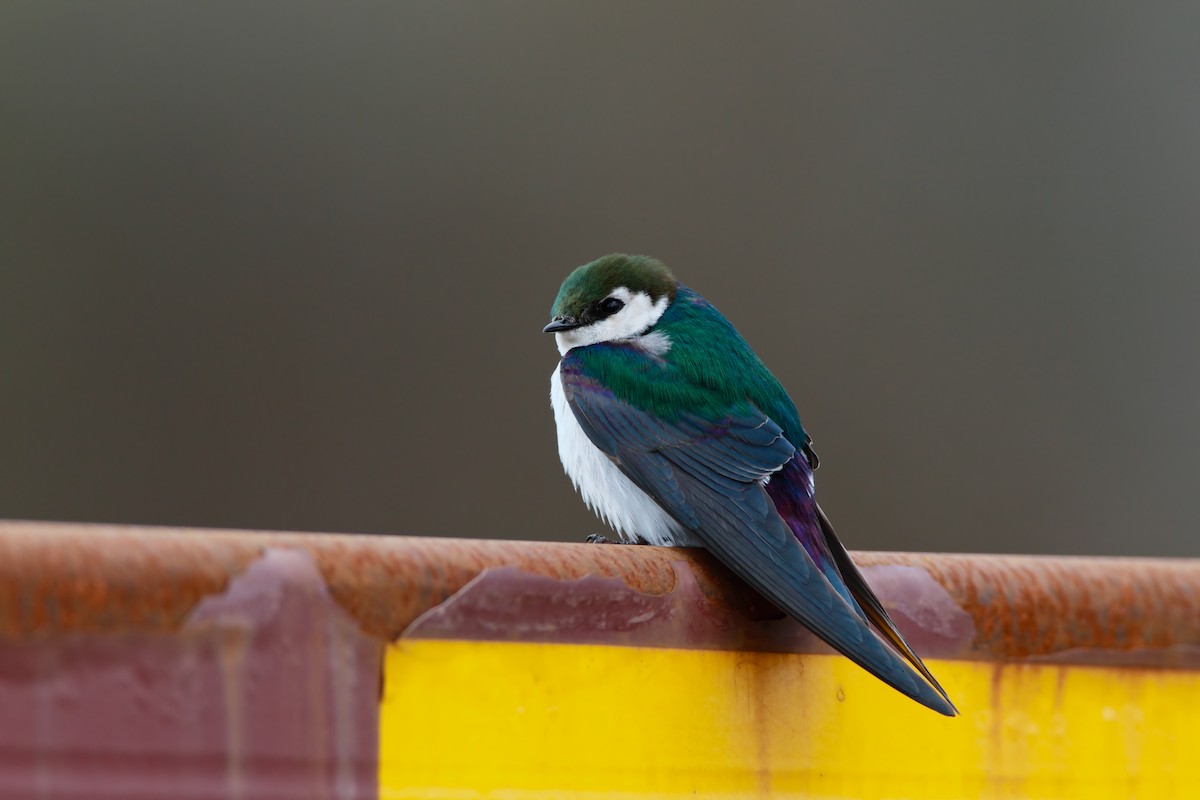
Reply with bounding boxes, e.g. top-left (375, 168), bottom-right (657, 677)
top-left (555, 287), bottom-right (671, 355)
